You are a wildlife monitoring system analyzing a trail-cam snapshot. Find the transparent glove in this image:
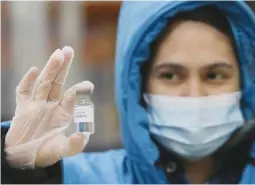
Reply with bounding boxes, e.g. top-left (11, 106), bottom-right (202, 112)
top-left (5, 46), bottom-right (94, 169)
